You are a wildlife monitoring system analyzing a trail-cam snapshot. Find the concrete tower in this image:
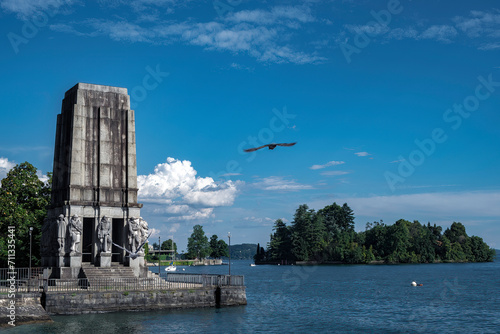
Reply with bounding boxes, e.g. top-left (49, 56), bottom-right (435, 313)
top-left (42, 83), bottom-right (144, 277)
